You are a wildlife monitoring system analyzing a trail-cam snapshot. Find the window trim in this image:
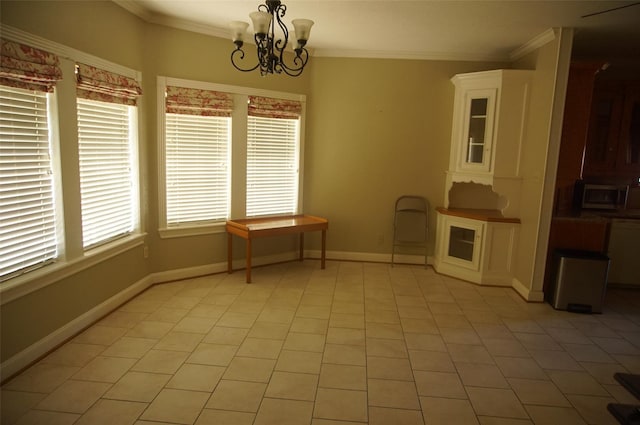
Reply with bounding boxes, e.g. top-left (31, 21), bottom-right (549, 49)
top-left (157, 76), bottom-right (306, 239)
